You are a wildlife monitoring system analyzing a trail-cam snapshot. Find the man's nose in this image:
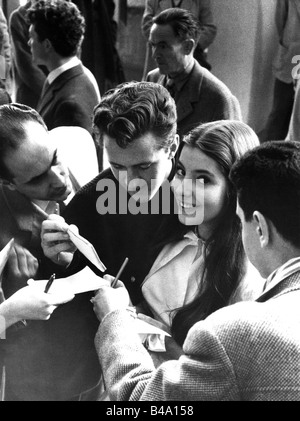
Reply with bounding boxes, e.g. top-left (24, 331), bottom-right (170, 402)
top-left (49, 167), bottom-right (66, 187)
